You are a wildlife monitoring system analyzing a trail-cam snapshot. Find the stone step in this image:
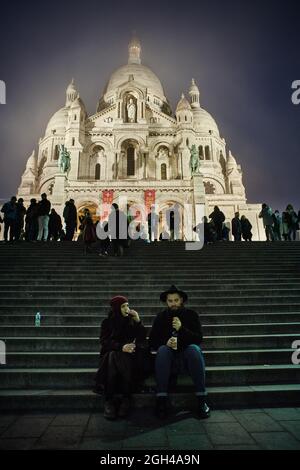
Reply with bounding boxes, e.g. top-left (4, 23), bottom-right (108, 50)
top-left (2, 322), bottom-right (300, 336)
top-left (0, 384), bottom-right (300, 411)
top-left (2, 296), bottom-right (300, 307)
top-left (2, 288), bottom-right (300, 299)
top-left (1, 304), bottom-right (300, 314)
top-left (0, 365), bottom-right (299, 389)
top-left (1, 281), bottom-right (300, 291)
top-left (2, 334), bottom-right (299, 351)
top-left (1, 312), bottom-right (300, 326)
top-left (3, 349), bottom-right (295, 368)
